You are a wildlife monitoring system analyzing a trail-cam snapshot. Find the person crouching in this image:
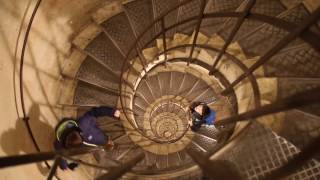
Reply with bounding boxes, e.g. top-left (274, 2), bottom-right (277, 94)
top-left (54, 106), bottom-right (120, 170)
